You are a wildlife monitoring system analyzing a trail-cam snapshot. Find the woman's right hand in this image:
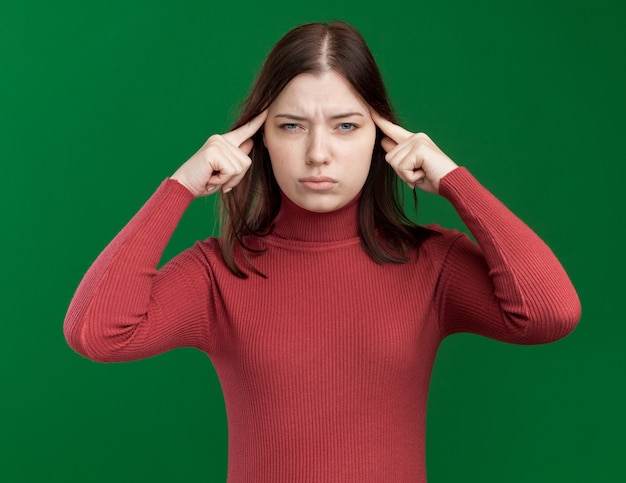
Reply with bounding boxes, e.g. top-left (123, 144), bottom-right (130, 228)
top-left (171, 110), bottom-right (268, 197)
